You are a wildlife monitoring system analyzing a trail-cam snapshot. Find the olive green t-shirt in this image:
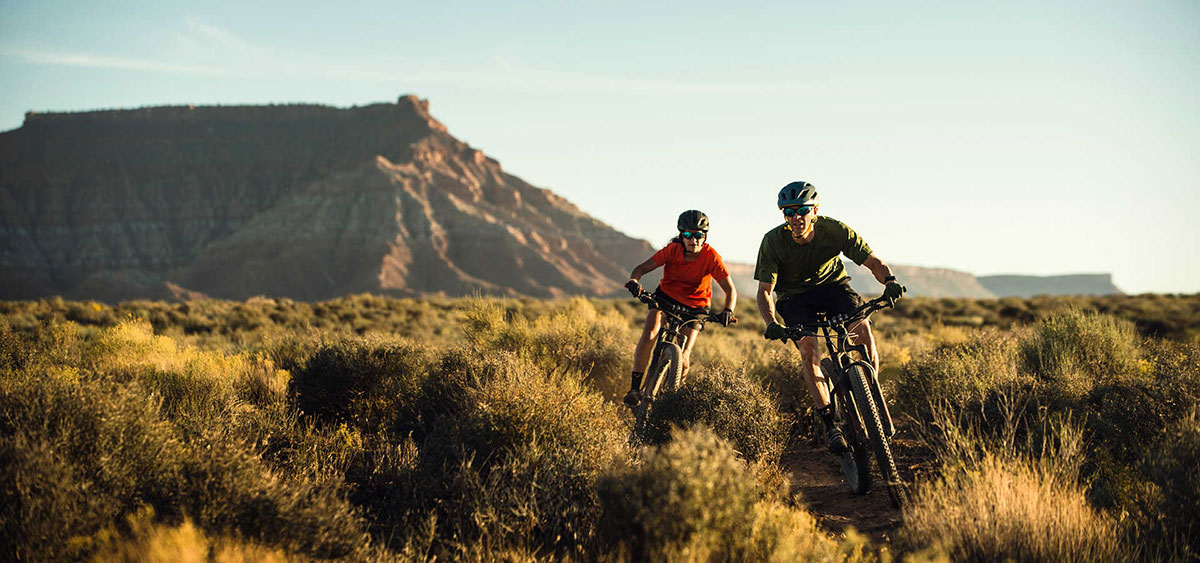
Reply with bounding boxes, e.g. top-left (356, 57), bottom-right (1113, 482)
top-left (753, 216), bottom-right (873, 298)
